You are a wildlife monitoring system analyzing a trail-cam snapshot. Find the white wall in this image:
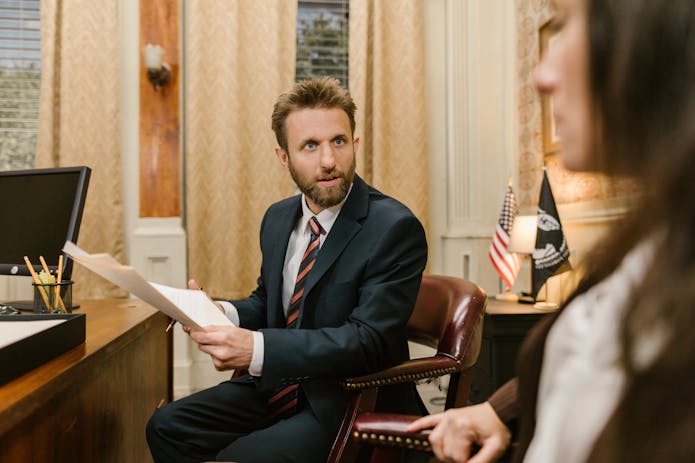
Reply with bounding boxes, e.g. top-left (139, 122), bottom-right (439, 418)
top-left (425, 0), bottom-right (517, 294)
